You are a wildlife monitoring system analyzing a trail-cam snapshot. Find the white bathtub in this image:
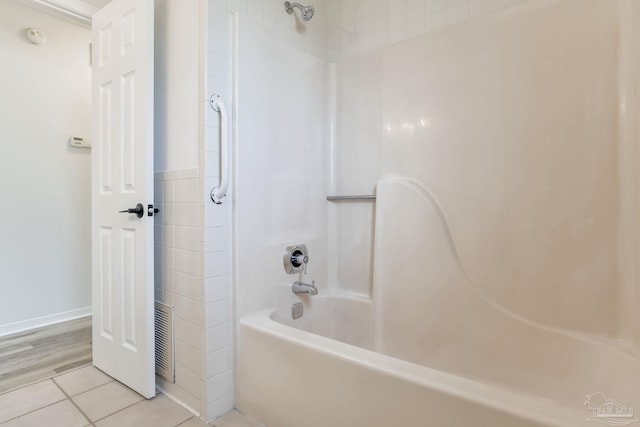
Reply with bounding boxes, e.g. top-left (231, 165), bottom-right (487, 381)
top-left (238, 294), bottom-right (606, 427)
top-left (237, 180), bottom-right (640, 427)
